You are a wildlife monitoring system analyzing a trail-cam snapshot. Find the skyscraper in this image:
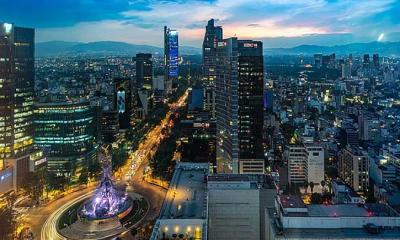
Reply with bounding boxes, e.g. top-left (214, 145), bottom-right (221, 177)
top-left (134, 53), bottom-right (153, 90)
top-left (164, 26), bottom-right (178, 95)
top-left (202, 19), bottom-right (223, 117)
top-left (0, 23), bottom-right (35, 191)
top-left (215, 38), bottom-right (264, 173)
